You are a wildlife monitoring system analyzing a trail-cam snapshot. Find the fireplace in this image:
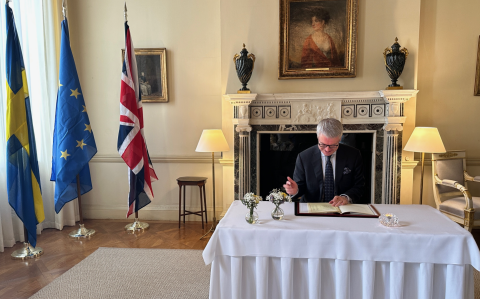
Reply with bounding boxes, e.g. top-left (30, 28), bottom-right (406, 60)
top-left (225, 90), bottom-right (418, 204)
top-left (257, 130), bottom-right (376, 204)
